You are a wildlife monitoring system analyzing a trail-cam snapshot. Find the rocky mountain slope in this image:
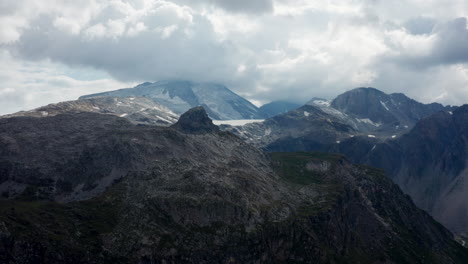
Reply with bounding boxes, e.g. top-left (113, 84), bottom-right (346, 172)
top-left (260, 103), bottom-right (468, 236)
top-left (217, 89), bottom-right (467, 237)
top-left (1, 96), bottom-right (179, 126)
top-left (0, 107), bottom-right (467, 263)
top-left (80, 80), bottom-right (263, 120)
top-left (333, 105), bottom-right (468, 236)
